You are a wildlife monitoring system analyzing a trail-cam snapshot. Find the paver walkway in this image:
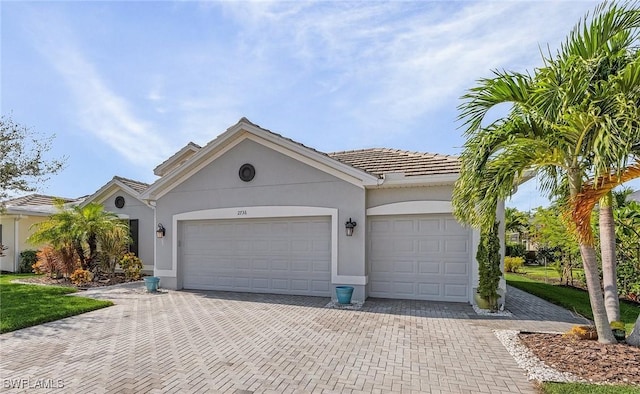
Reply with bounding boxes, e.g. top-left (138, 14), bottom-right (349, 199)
top-left (0, 283), bottom-right (585, 393)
